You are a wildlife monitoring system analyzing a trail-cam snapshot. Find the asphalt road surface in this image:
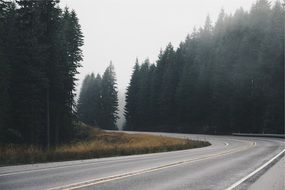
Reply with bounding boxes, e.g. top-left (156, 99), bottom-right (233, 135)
top-left (0, 132), bottom-right (284, 190)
